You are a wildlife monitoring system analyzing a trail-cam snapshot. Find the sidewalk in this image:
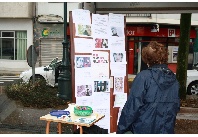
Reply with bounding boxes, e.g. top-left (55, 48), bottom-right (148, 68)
top-left (0, 127), bottom-right (32, 134)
